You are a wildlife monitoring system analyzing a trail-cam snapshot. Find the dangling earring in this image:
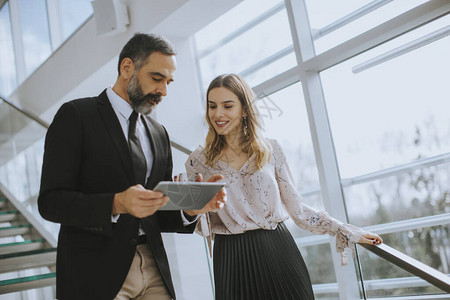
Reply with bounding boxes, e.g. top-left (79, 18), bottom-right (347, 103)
top-left (243, 116), bottom-right (248, 136)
